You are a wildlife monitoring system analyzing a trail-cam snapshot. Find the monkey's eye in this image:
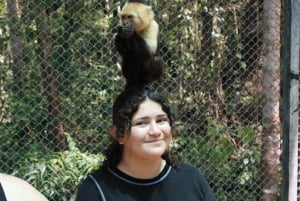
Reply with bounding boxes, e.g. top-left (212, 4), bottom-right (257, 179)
top-left (127, 15), bottom-right (133, 19)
